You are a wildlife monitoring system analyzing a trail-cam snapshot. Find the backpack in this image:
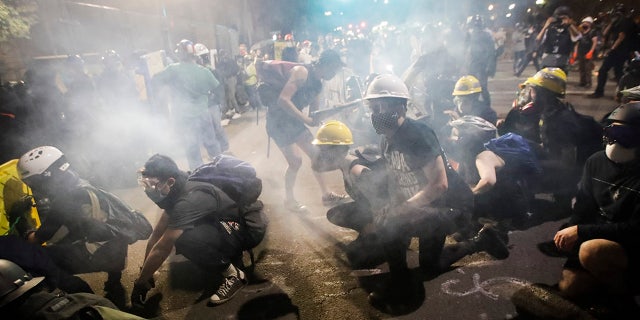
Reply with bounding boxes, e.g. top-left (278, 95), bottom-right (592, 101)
top-left (17, 288), bottom-right (146, 320)
top-left (81, 182), bottom-right (153, 245)
top-left (188, 155), bottom-right (267, 250)
top-left (255, 60), bottom-right (301, 107)
top-left (484, 133), bottom-right (542, 175)
top-left (188, 154), bottom-right (262, 206)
